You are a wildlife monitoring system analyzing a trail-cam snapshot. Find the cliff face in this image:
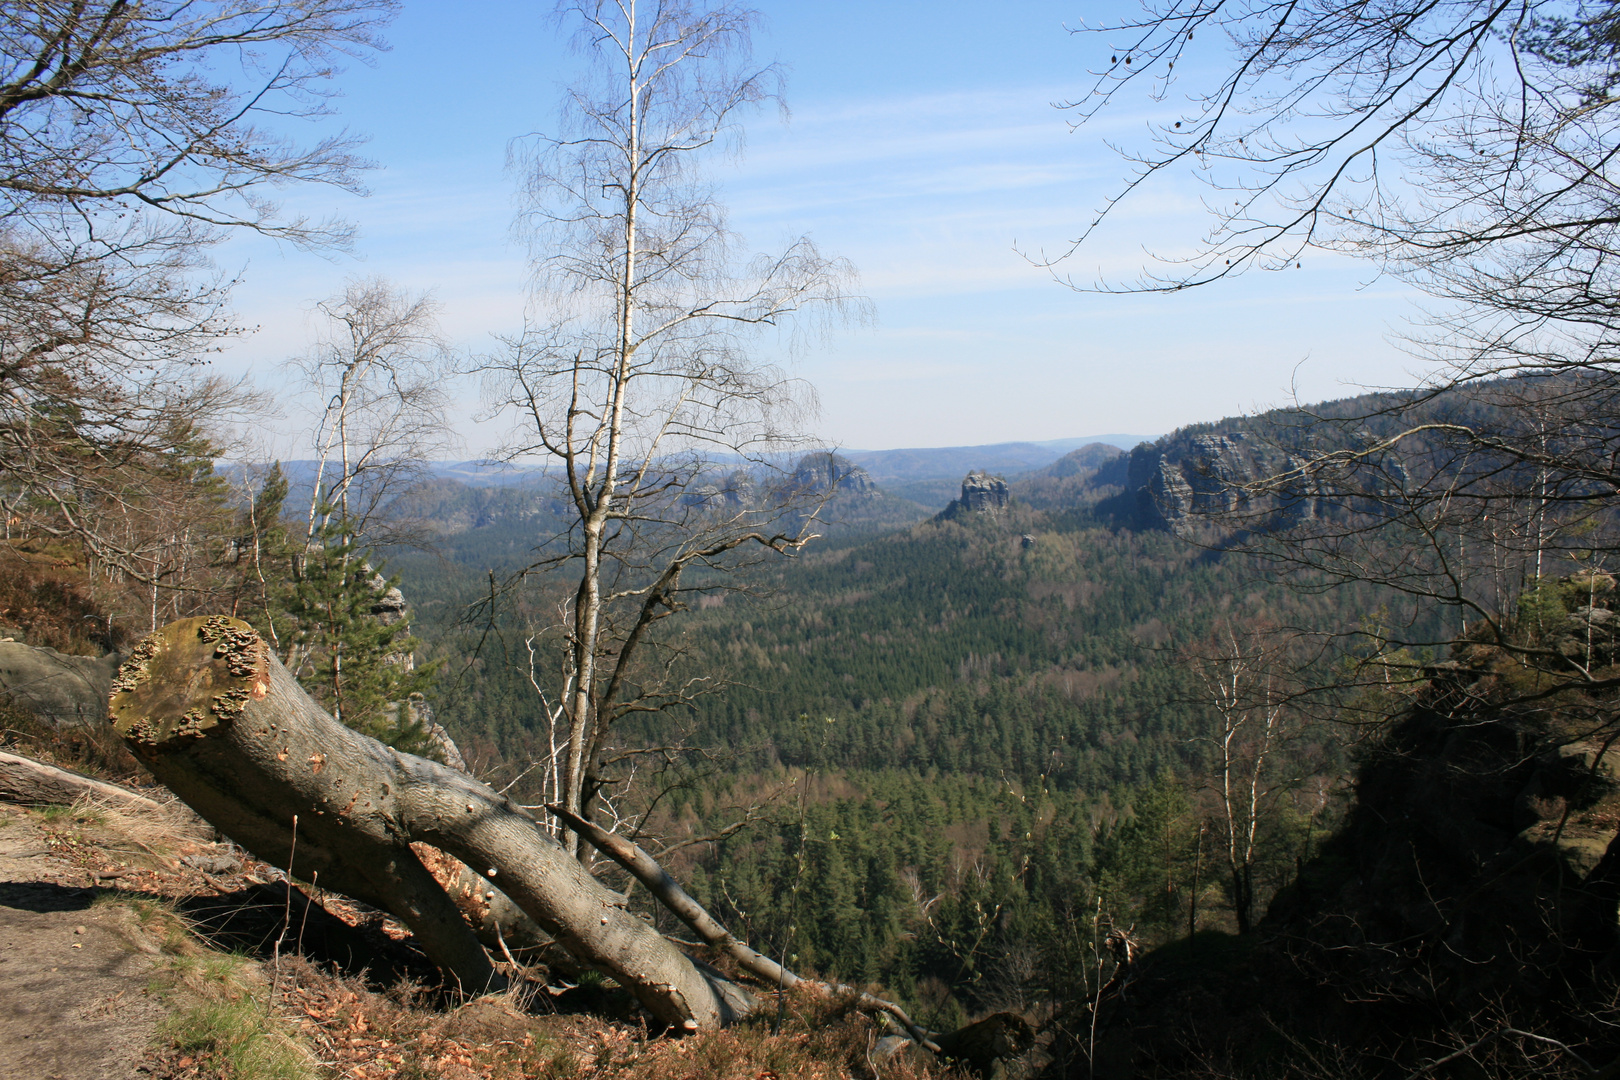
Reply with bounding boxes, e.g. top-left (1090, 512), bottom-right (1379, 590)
top-left (787, 453), bottom-right (877, 497)
top-left (1109, 429), bottom-right (1317, 534)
